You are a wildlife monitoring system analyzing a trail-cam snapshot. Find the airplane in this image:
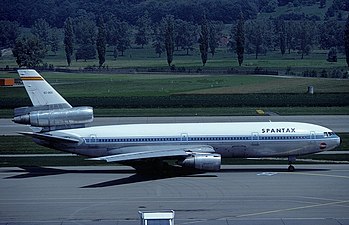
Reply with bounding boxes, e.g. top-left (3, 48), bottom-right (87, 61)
top-left (13, 69), bottom-right (341, 172)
